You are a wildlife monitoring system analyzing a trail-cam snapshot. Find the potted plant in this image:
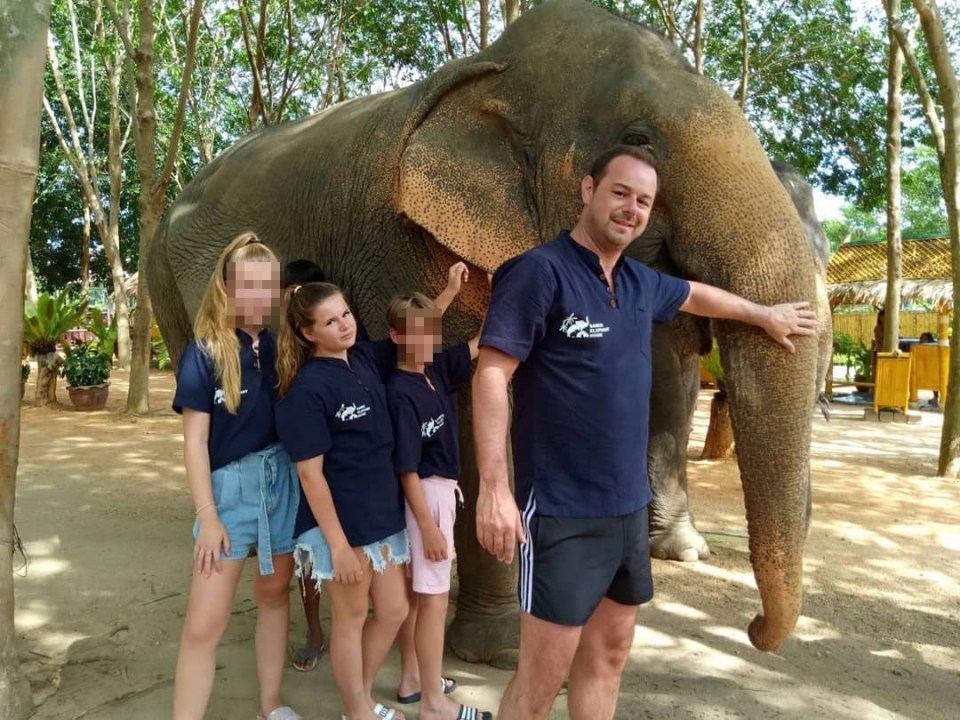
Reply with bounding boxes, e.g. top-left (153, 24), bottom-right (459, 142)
top-left (21, 362), bottom-right (30, 400)
top-left (63, 341), bottom-right (111, 411)
top-left (852, 340), bottom-right (873, 393)
top-left (23, 290), bottom-right (86, 406)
